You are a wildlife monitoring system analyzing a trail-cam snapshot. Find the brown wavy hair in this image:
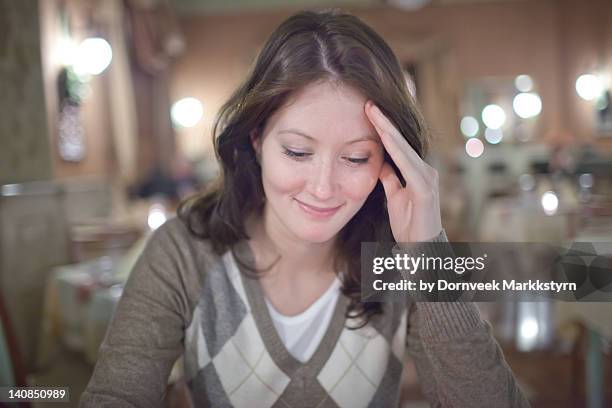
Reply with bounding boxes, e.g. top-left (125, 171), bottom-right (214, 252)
top-left (178, 9), bottom-right (429, 328)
